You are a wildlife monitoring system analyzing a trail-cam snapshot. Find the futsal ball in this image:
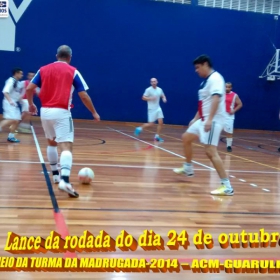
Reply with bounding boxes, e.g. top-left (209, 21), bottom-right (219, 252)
top-left (78, 167), bottom-right (94, 184)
